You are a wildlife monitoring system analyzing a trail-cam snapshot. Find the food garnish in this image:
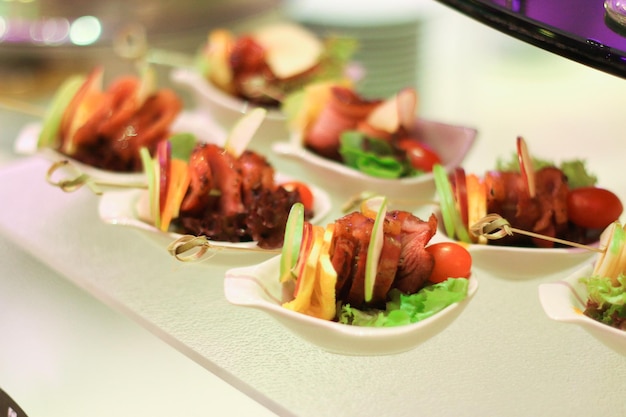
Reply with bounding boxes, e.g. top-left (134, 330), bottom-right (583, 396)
top-left (434, 137), bottom-right (623, 248)
top-left (198, 22), bottom-right (357, 106)
top-left (278, 195), bottom-right (471, 327)
top-left (138, 110), bottom-right (315, 248)
top-left (285, 83), bottom-right (442, 180)
top-left (38, 65), bottom-right (182, 172)
top-left (577, 221), bottom-right (626, 330)
top-left (46, 159), bottom-right (147, 195)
